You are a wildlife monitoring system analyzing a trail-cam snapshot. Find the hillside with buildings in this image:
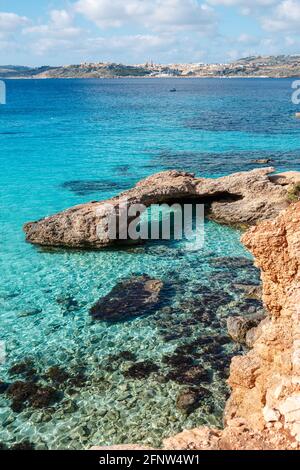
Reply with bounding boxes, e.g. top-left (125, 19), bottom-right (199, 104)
top-left (1, 56), bottom-right (300, 79)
